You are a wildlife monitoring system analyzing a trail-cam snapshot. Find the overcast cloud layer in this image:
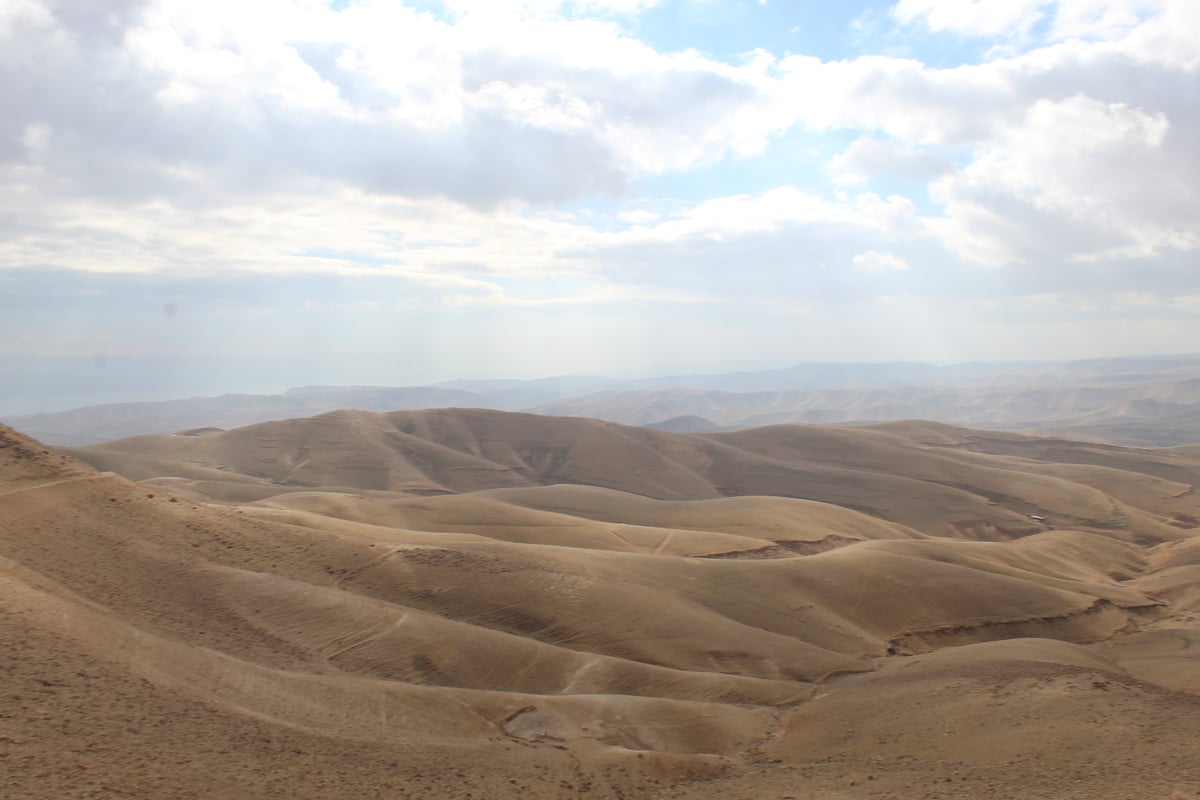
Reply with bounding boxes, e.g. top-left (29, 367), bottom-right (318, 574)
top-left (2, 0), bottom-right (1199, 410)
